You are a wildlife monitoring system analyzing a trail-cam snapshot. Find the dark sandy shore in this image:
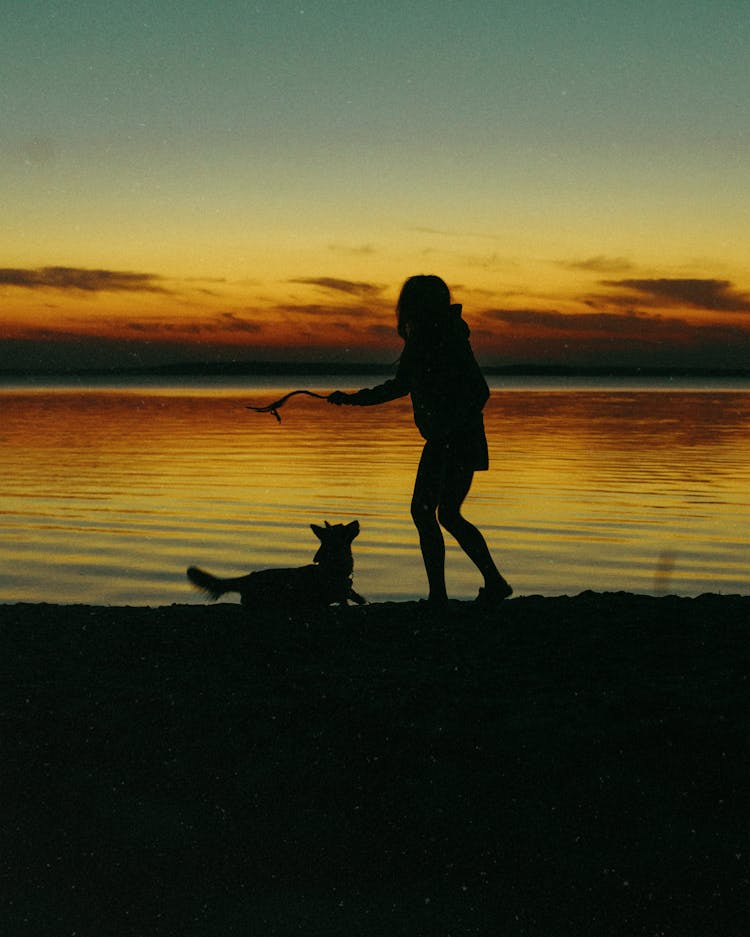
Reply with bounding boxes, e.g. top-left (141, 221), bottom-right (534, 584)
top-left (2, 593), bottom-right (748, 936)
